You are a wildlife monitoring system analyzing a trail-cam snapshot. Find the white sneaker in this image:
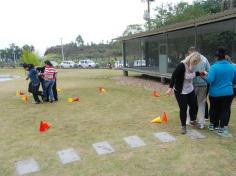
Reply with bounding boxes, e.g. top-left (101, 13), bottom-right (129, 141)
top-left (197, 123), bottom-right (204, 129)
